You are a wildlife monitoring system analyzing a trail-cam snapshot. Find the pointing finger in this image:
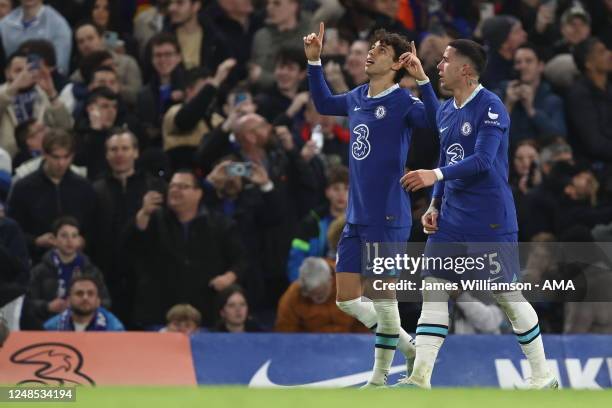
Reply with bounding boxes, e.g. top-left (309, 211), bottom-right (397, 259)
top-left (318, 21), bottom-right (325, 40)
